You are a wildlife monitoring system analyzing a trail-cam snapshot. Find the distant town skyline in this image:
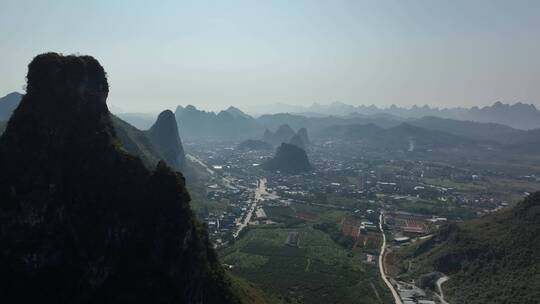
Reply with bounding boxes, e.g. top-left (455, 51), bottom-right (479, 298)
top-left (1, 0), bottom-right (540, 112)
